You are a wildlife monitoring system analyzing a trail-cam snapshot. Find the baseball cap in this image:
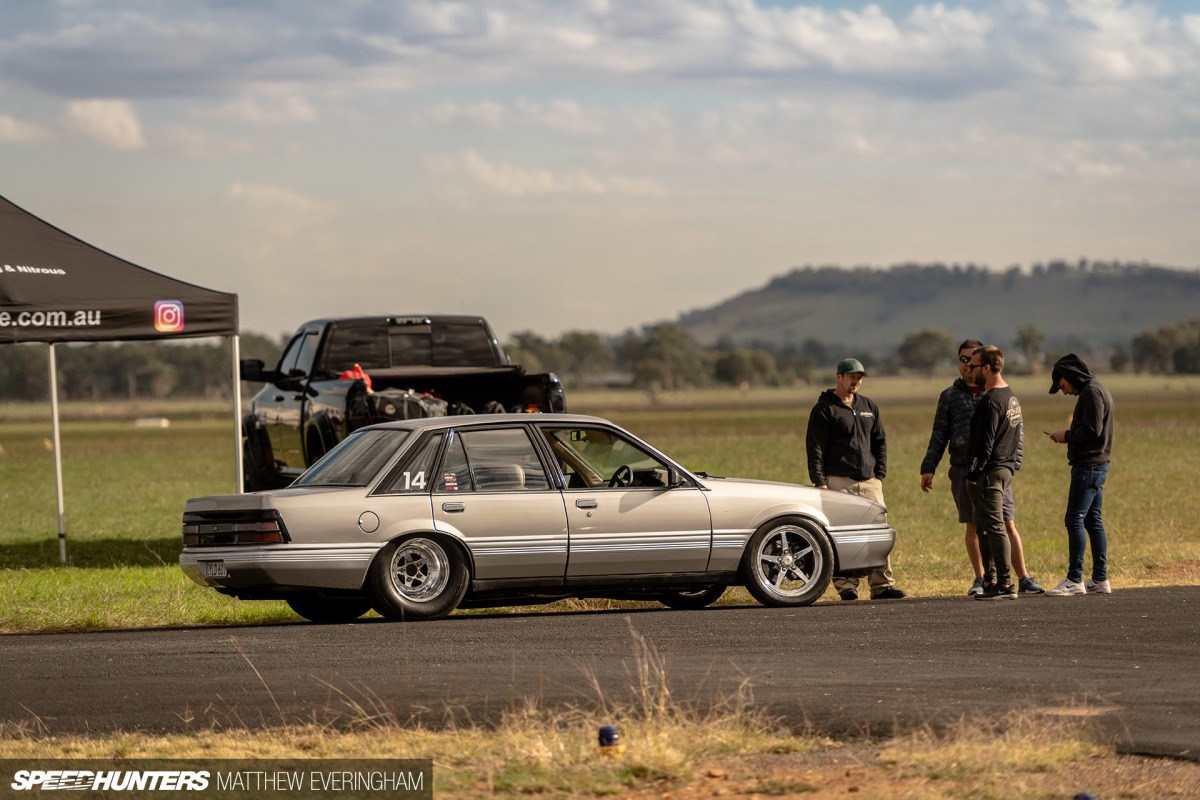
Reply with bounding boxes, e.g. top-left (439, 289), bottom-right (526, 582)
top-left (1049, 366), bottom-right (1063, 394)
top-left (836, 358), bottom-right (868, 376)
